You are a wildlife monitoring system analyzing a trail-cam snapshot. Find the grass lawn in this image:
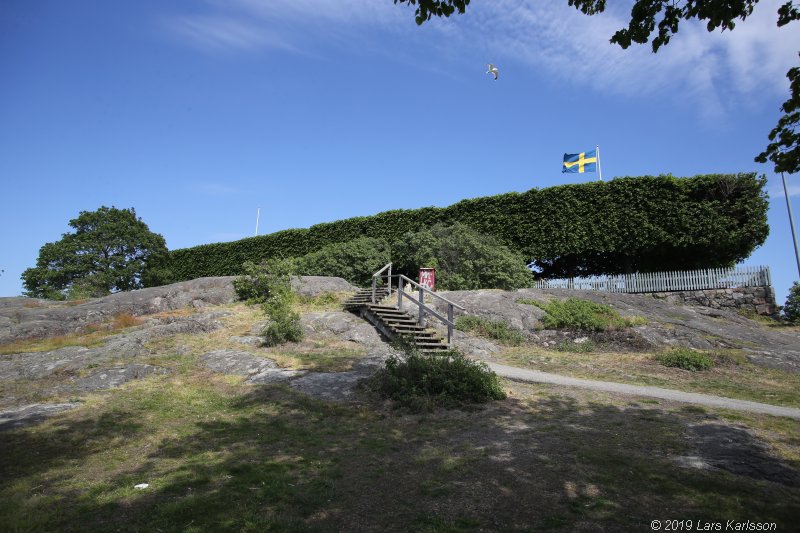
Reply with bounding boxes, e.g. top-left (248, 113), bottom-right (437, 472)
top-left (2, 302), bottom-right (800, 531)
top-left (495, 346), bottom-right (800, 409)
top-left (2, 366), bottom-right (800, 531)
